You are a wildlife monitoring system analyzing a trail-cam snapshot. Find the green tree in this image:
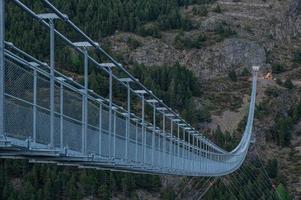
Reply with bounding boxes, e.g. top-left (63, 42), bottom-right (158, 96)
top-left (283, 79), bottom-right (294, 89)
top-left (228, 69), bottom-right (237, 82)
top-left (266, 158), bottom-right (278, 179)
top-left (97, 184), bottom-right (111, 200)
top-left (276, 183), bottom-right (290, 200)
